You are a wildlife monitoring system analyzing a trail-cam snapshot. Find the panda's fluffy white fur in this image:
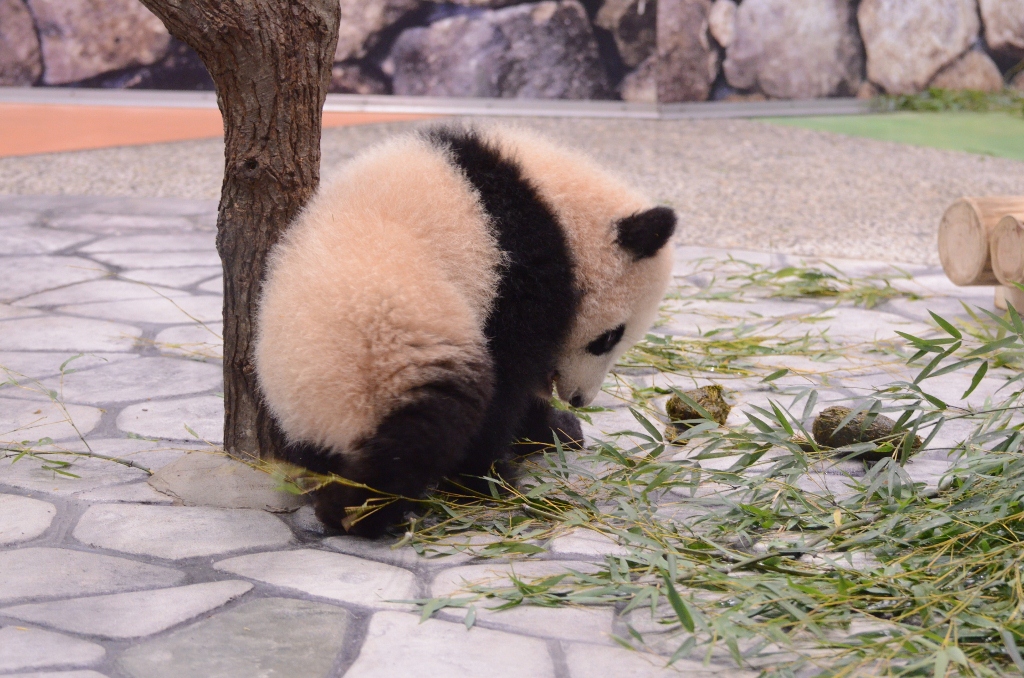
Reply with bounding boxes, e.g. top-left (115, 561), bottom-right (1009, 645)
top-left (255, 125), bottom-right (675, 536)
